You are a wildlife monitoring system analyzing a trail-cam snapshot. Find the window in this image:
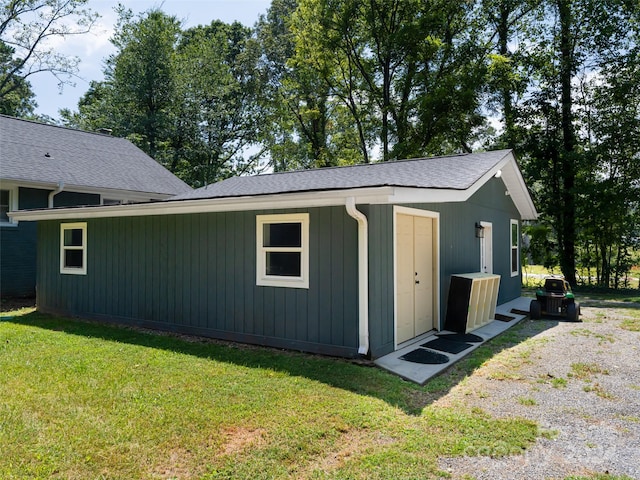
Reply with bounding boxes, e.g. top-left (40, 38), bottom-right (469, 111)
top-left (0, 188), bottom-right (17, 226)
top-left (60, 223), bottom-right (87, 275)
top-left (256, 213), bottom-right (309, 288)
top-left (510, 219), bottom-right (519, 276)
